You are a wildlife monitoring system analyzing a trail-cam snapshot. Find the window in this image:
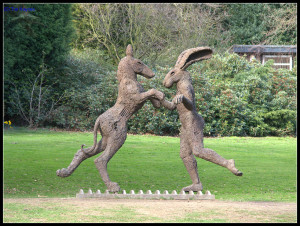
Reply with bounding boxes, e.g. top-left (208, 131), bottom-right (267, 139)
top-left (249, 54), bottom-right (256, 61)
top-left (262, 55), bottom-right (293, 70)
